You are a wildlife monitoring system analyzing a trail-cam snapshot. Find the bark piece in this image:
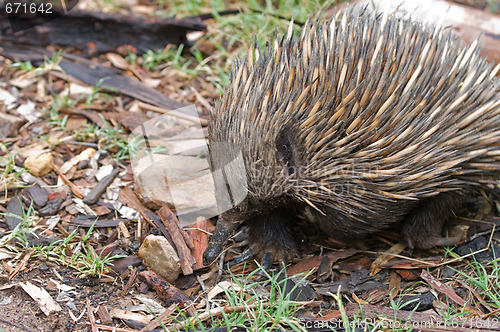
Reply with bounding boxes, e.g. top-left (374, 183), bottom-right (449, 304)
top-left (0, 44), bottom-right (188, 111)
top-left (287, 249), bottom-right (357, 276)
top-left (1, 7), bottom-right (205, 53)
top-left (109, 255), bottom-right (143, 275)
top-left (83, 167), bottom-right (120, 204)
top-left (138, 270), bottom-right (192, 308)
top-left (0, 111), bottom-right (24, 138)
top-left (186, 217), bottom-right (213, 270)
top-left (24, 184), bottom-right (48, 209)
top-left (157, 206), bottom-right (196, 275)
